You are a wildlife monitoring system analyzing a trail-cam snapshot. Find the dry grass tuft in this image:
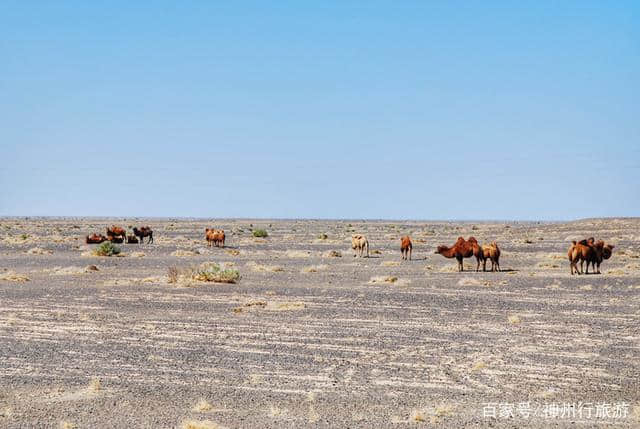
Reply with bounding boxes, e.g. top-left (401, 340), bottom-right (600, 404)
top-left (26, 247), bottom-right (53, 255)
top-left (508, 314), bottom-right (522, 325)
top-left (225, 249), bottom-right (240, 256)
top-left (302, 265), bottom-right (327, 273)
top-left (0, 271), bottom-right (30, 282)
top-left (247, 261), bottom-right (284, 272)
top-left (457, 277), bottom-right (481, 286)
top-left (324, 250), bottom-right (342, 258)
top-left (130, 251), bottom-right (145, 258)
top-left (172, 249), bottom-right (200, 257)
top-left (174, 262), bottom-right (240, 284)
top-left (369, 276), bottom-right (398, 284)
top-left (381, 261), bottom-right (400, 267)
top-left (59, 422), bottom-right (76, 429)
top-left (471, 360), bottom-right (487, 372)
top-left (51, 266), bottom-right (86, 276)
top-left (88, 377), bottom-right (101, 392)
top-left (267, 301), bottom-right (306, 311)
top-left (286, 250), bottom-right (311, 258)
top-left (192, 399), bottom-right (213, 412)
top-left (182, 420), bottom-right (221, 429)
top-left (168, 267), bottom-right (179, 283)
top-left (411, 410), bottom-right (427, 422)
